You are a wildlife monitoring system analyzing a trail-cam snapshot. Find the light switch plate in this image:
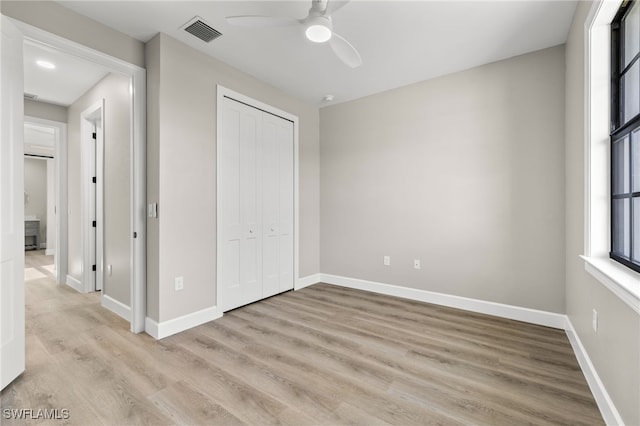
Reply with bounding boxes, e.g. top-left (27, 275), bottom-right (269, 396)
top-left (148, 203), bottom-right (157, 218)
